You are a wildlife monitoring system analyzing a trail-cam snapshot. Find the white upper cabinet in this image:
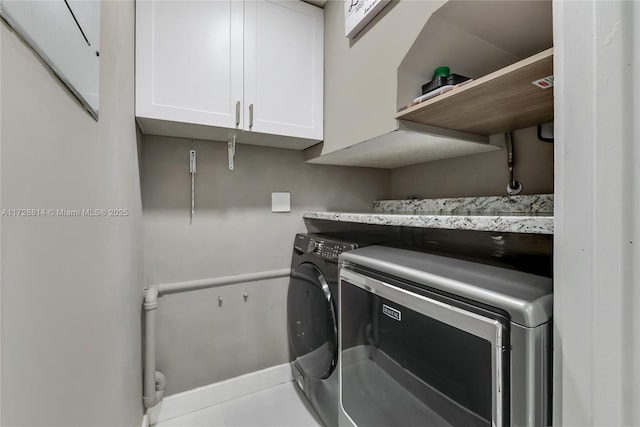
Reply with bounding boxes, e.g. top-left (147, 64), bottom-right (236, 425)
top-left (136, 0), bottom-right (243, 130)
top-left (136, 0), bottom-right (323, 148)
top-left (244, 0), bottom-right (323, 140)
